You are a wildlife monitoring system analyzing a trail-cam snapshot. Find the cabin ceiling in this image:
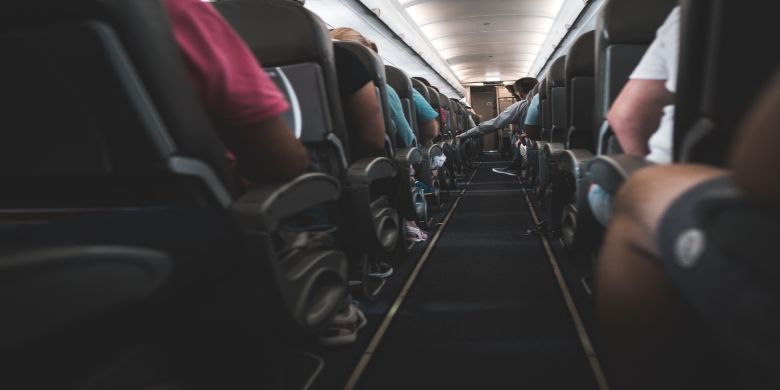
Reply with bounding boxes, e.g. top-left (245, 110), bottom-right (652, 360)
top-left (399, 0), bottom-right (564, 84)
